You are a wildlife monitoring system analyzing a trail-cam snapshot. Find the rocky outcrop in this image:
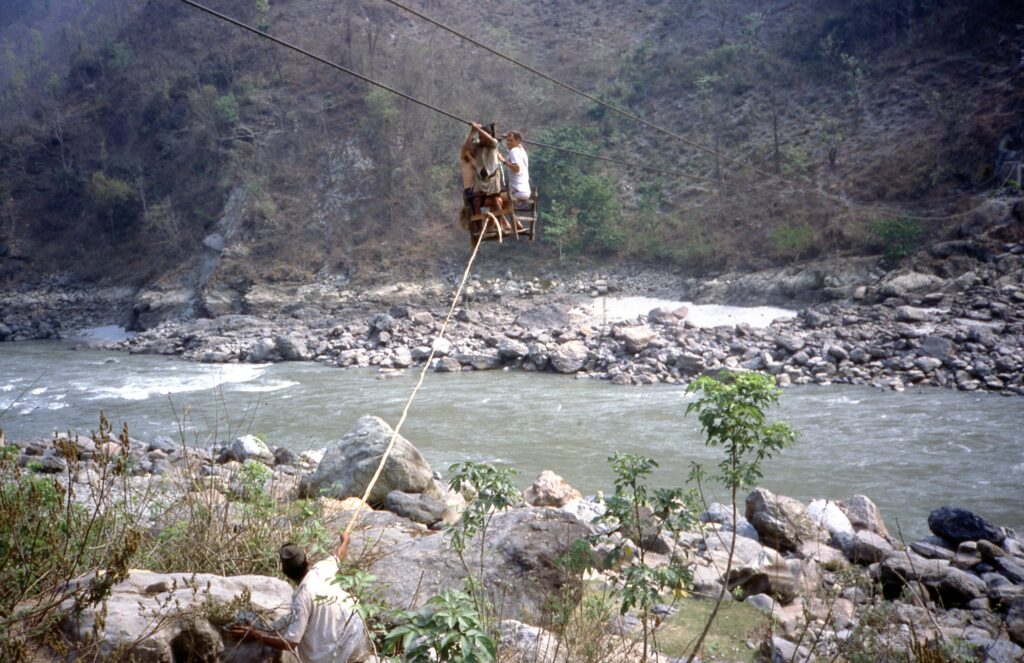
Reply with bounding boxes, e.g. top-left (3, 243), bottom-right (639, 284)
top-left (57, 570), bottom-right (291, 661)
top-left (746, 488), bottom-right (822, 552)
top-left (523, 471), bottom-right (583, 508)
top-left (343, 507), bottom-right (590, 623)
top-left (928, 506), bottom-right (1006, 545)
